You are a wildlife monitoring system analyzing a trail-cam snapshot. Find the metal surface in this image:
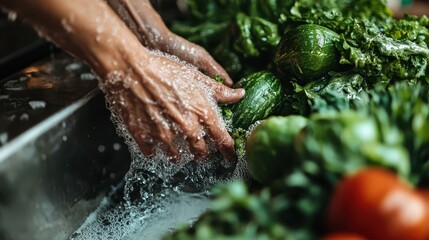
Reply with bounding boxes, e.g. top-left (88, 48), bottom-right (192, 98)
top-left (0, 54), bottom-right (131, 240)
